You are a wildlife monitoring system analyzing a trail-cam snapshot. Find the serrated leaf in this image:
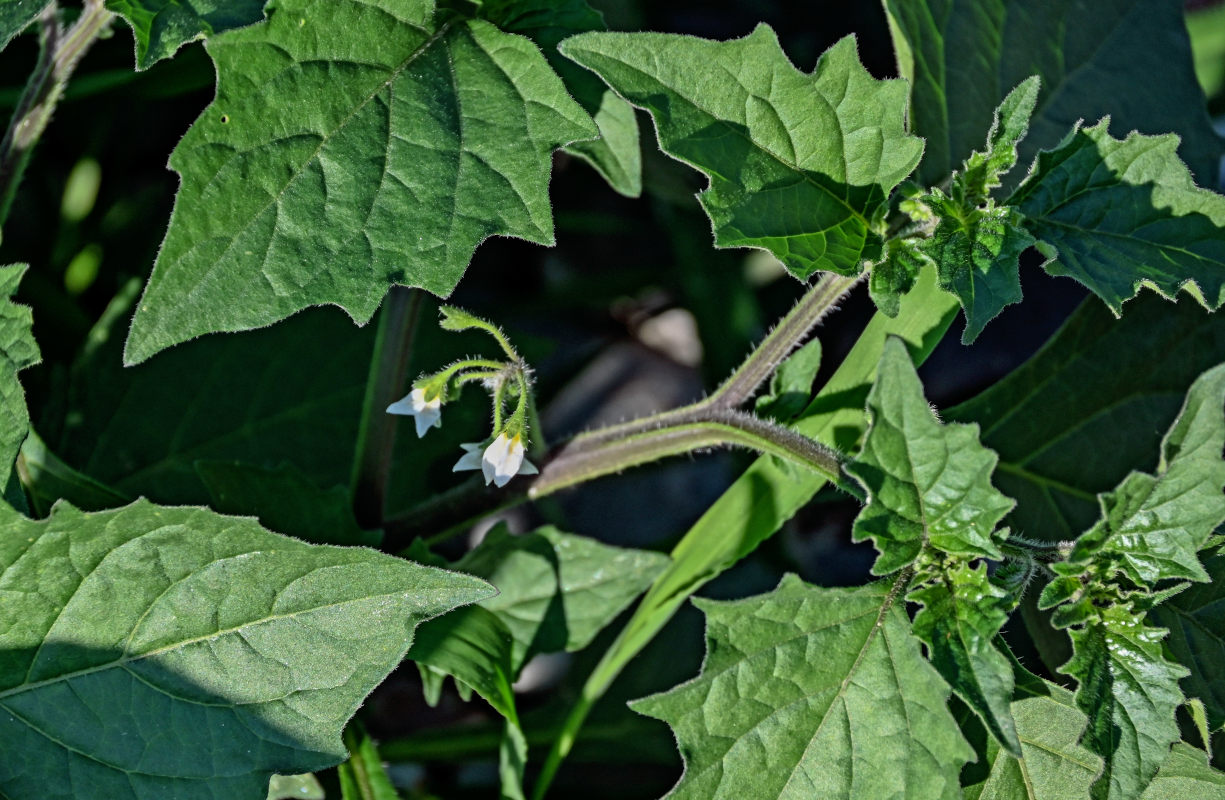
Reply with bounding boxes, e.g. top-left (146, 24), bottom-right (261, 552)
top-left (196, 460), bottom-right (379, 546)
top-left (884, 0), bottom-right (1224, 189)
top-left (845, 337), bottom-right (1014, 574)
top-left (754, 338), bottom-right (821, 422)
top-left (0, 499), bottom-right (491, 800)
top-left (1061, 603), bottom-right (1189, 800)
top-left (923, 196), bottom-right (1035, 343)
top-left (1011, 121), bottom-right (1225, 316)
top-left (560, 28), bottom-right (923, 279)
top-left (960, 76), bottom-right (1041, 203)
top-left (1142, 743), bottom-right (1225, 799)
top-left (481, 0), bottom-right (641, 197)
top-left (1, 264), bottom-right (40, 515)
top-left (104, 0), bottom-right (267, 69)
top-left (911, 561), bottom-right (1020, 755)
top-left (1068, 363), bottom-right (1225, 585)
top-left (1150, 545), bottom-right (1225, 732)
top-left (338, 721), bottom-right (402, 800)
top-left (0, 0), bottom-right (50, 52)
top-left (630, 576), bottom-right (972, 800)
top-left (124, 0), bottom-right (597, 364)
top-left (868, 236), bottom-right (933, 318)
